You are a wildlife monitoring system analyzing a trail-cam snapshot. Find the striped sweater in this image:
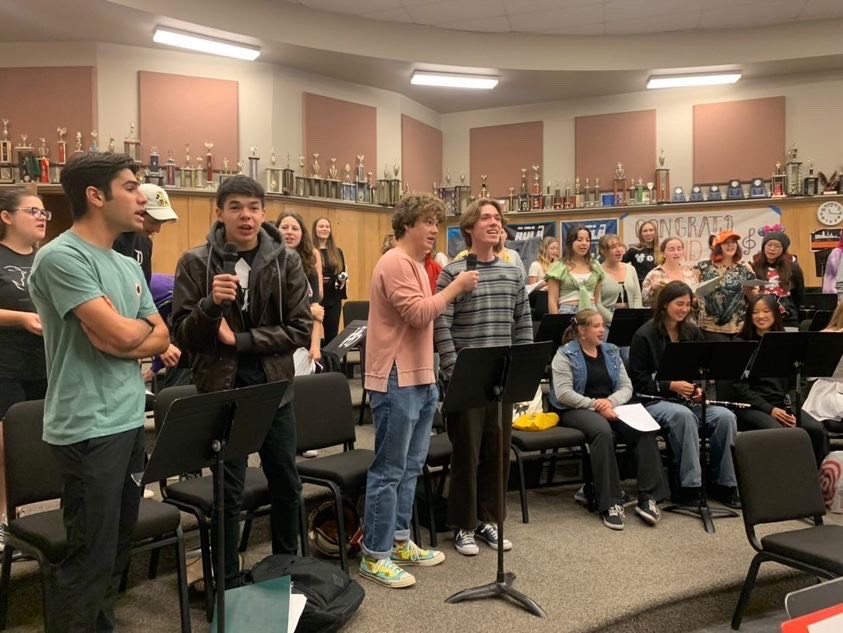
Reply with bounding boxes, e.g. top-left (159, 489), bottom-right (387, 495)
top-left (434, 256), bottom-right (533, 379)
